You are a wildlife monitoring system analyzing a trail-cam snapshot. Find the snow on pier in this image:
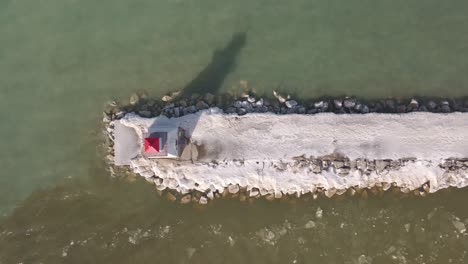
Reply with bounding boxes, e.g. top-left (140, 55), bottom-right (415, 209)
top-left (112, 109), bottom-right (468, 198)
